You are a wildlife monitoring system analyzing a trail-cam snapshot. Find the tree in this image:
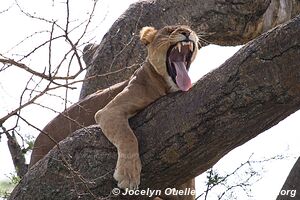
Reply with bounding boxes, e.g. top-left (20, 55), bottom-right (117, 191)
top-left (79, 0), bottom-right (300, 98)
top-left (197, 154), bottom-right (286, 200)
top-left (276, 157), bottom-right (300, 200)
top-left (0, 0), bottom-right (99, 177)
top-left (2, 0), bottom-right (300, 199)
